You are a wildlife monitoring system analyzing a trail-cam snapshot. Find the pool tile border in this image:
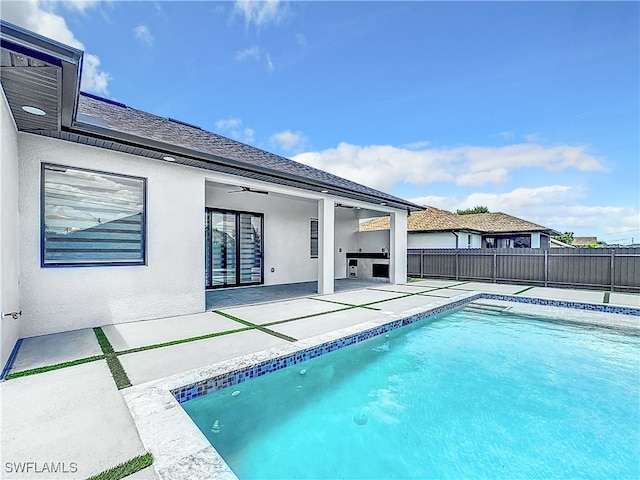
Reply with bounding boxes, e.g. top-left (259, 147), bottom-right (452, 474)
top-left (171, 293), bottom-right (639, 404)
top-left (123, 292), bottom-right (639, 480)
